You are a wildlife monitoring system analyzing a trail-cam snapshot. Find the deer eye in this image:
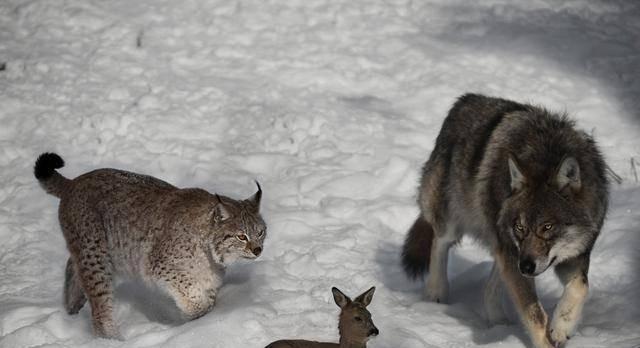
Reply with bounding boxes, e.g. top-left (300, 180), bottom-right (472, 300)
top-left (543, 223), bottom-right (553, 231)
top-left (236, 234), bottom-right (248, 241)
top-left (354, 316), bottom-right (362, 322)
